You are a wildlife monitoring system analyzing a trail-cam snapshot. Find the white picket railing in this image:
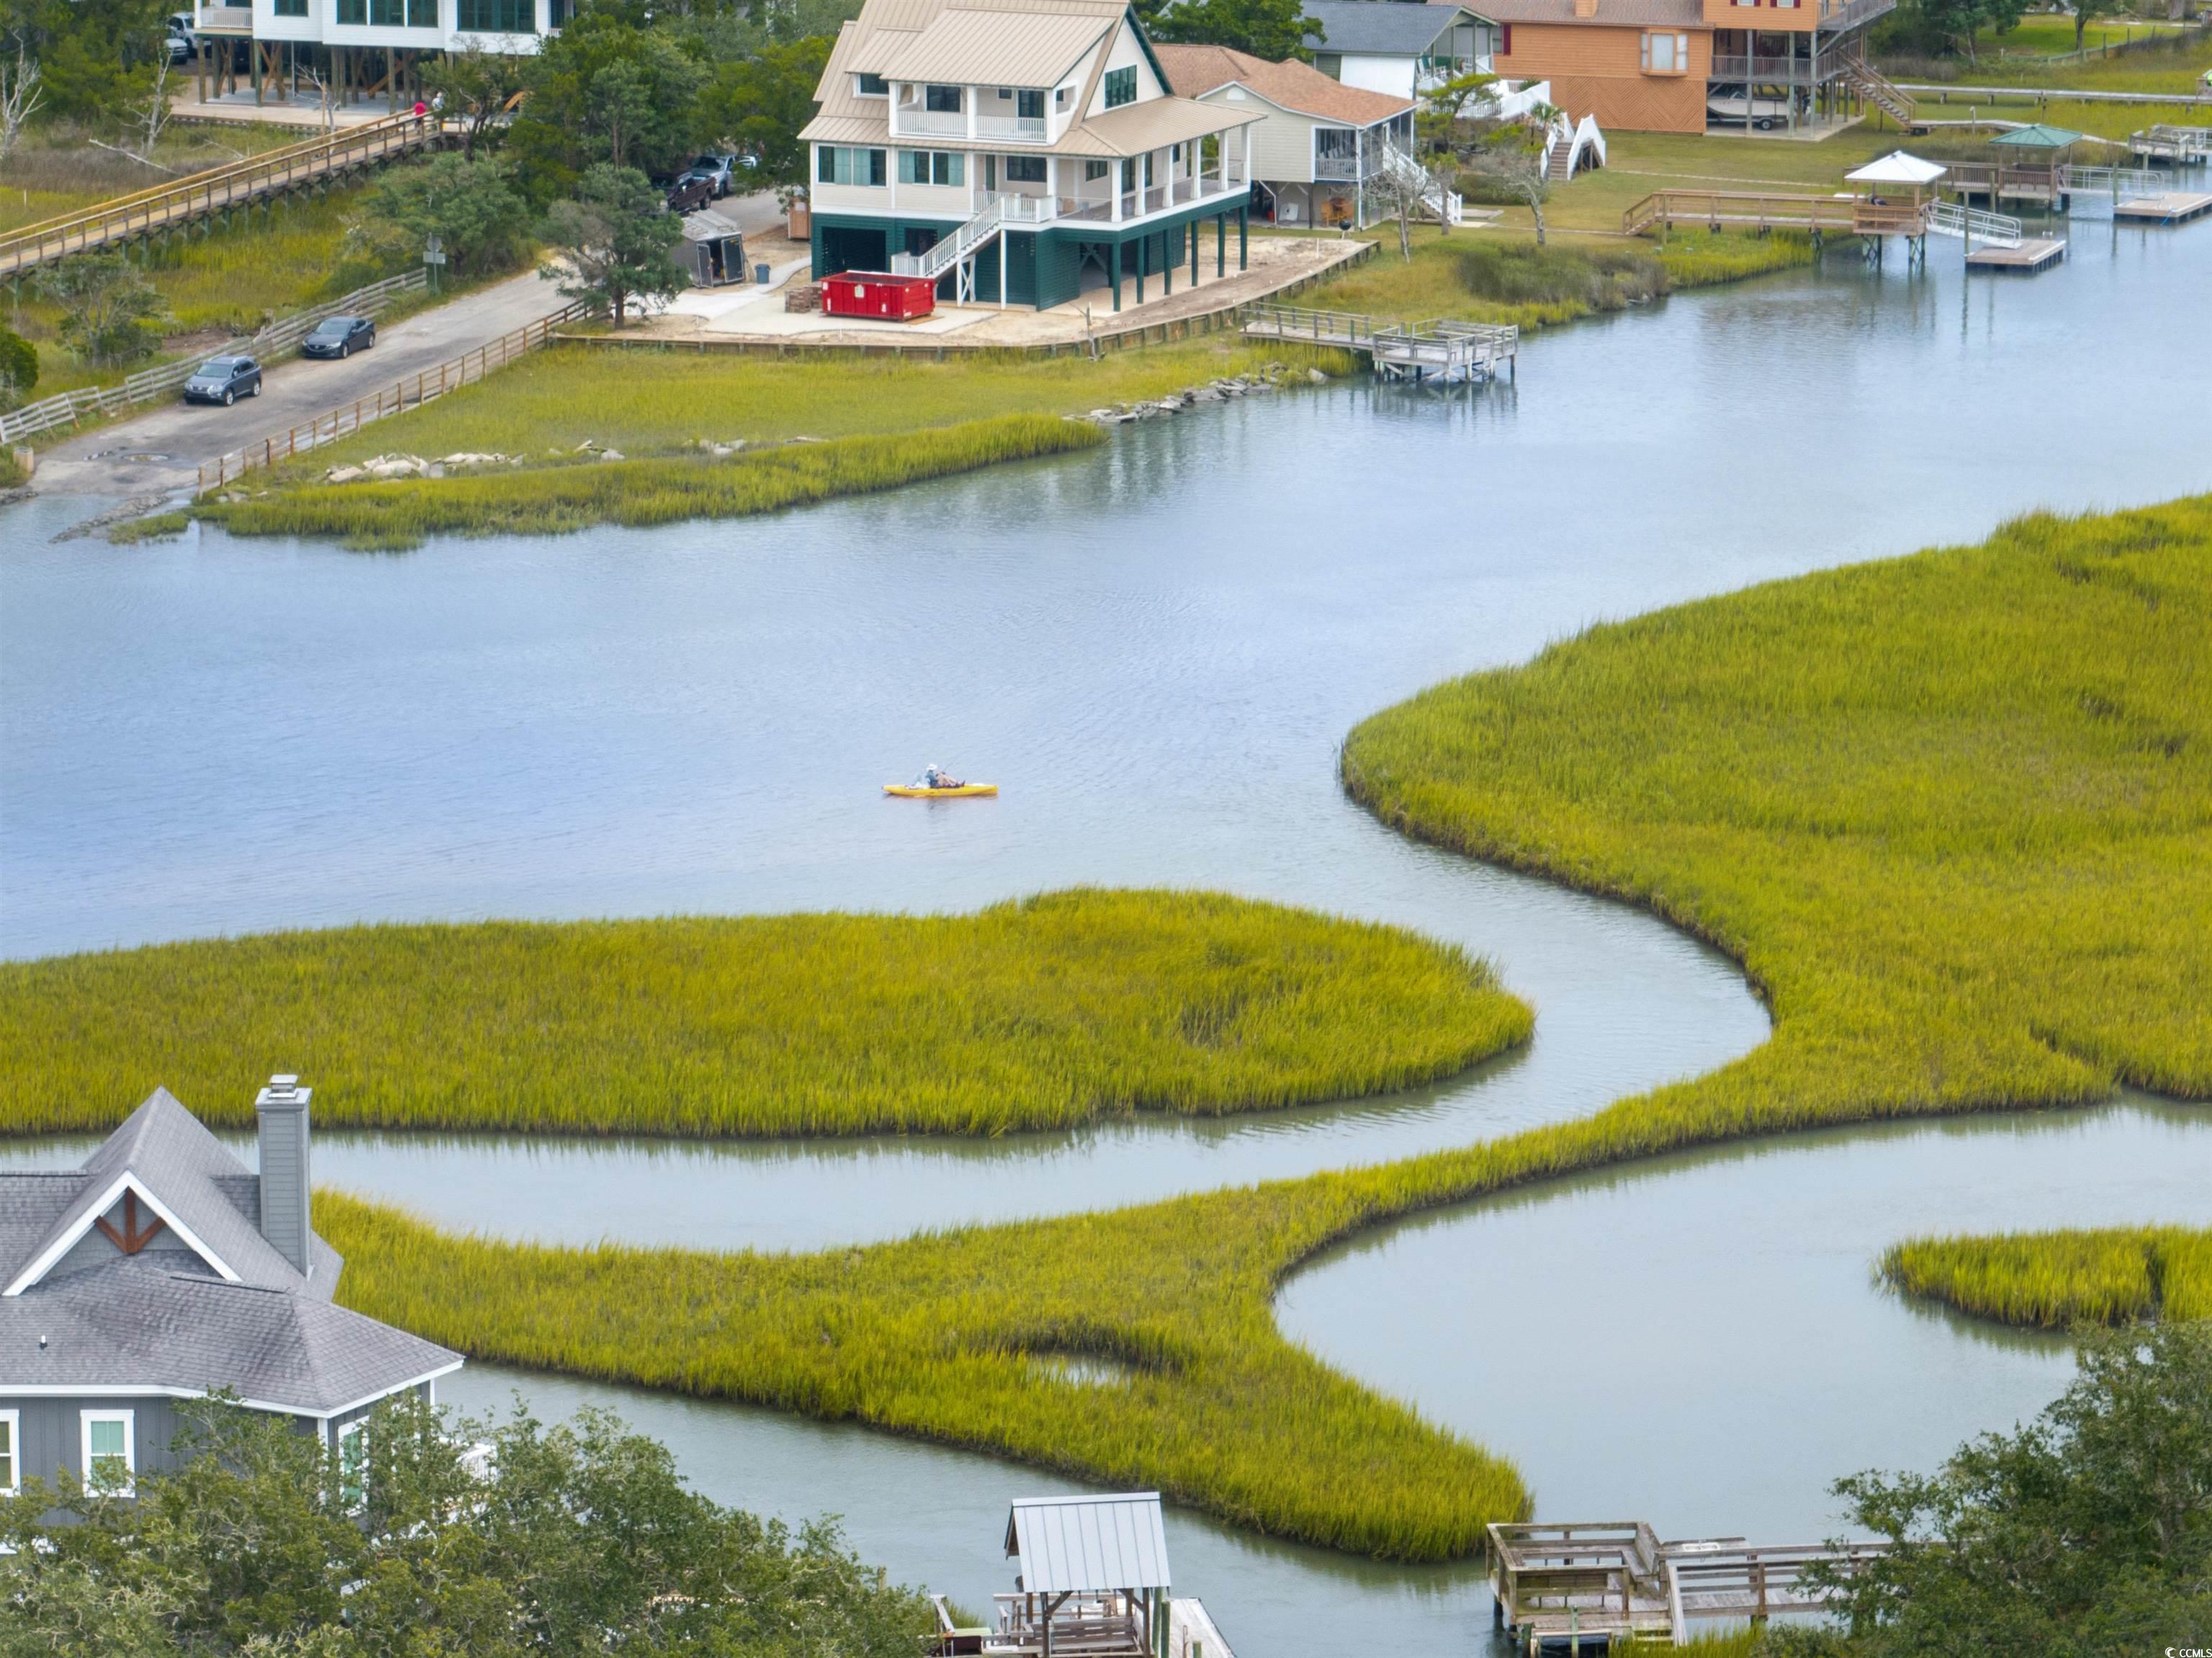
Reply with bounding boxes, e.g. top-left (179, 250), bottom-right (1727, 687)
top-left (1, 269), bottom-right (428, 445)
top-left (1378, 142), bottom-right (1464, 227)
